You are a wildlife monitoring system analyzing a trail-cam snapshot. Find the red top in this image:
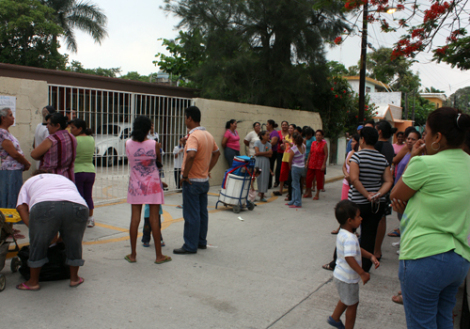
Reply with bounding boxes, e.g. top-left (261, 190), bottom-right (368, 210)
top-left (308, 140), bottom-right (327, 170)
